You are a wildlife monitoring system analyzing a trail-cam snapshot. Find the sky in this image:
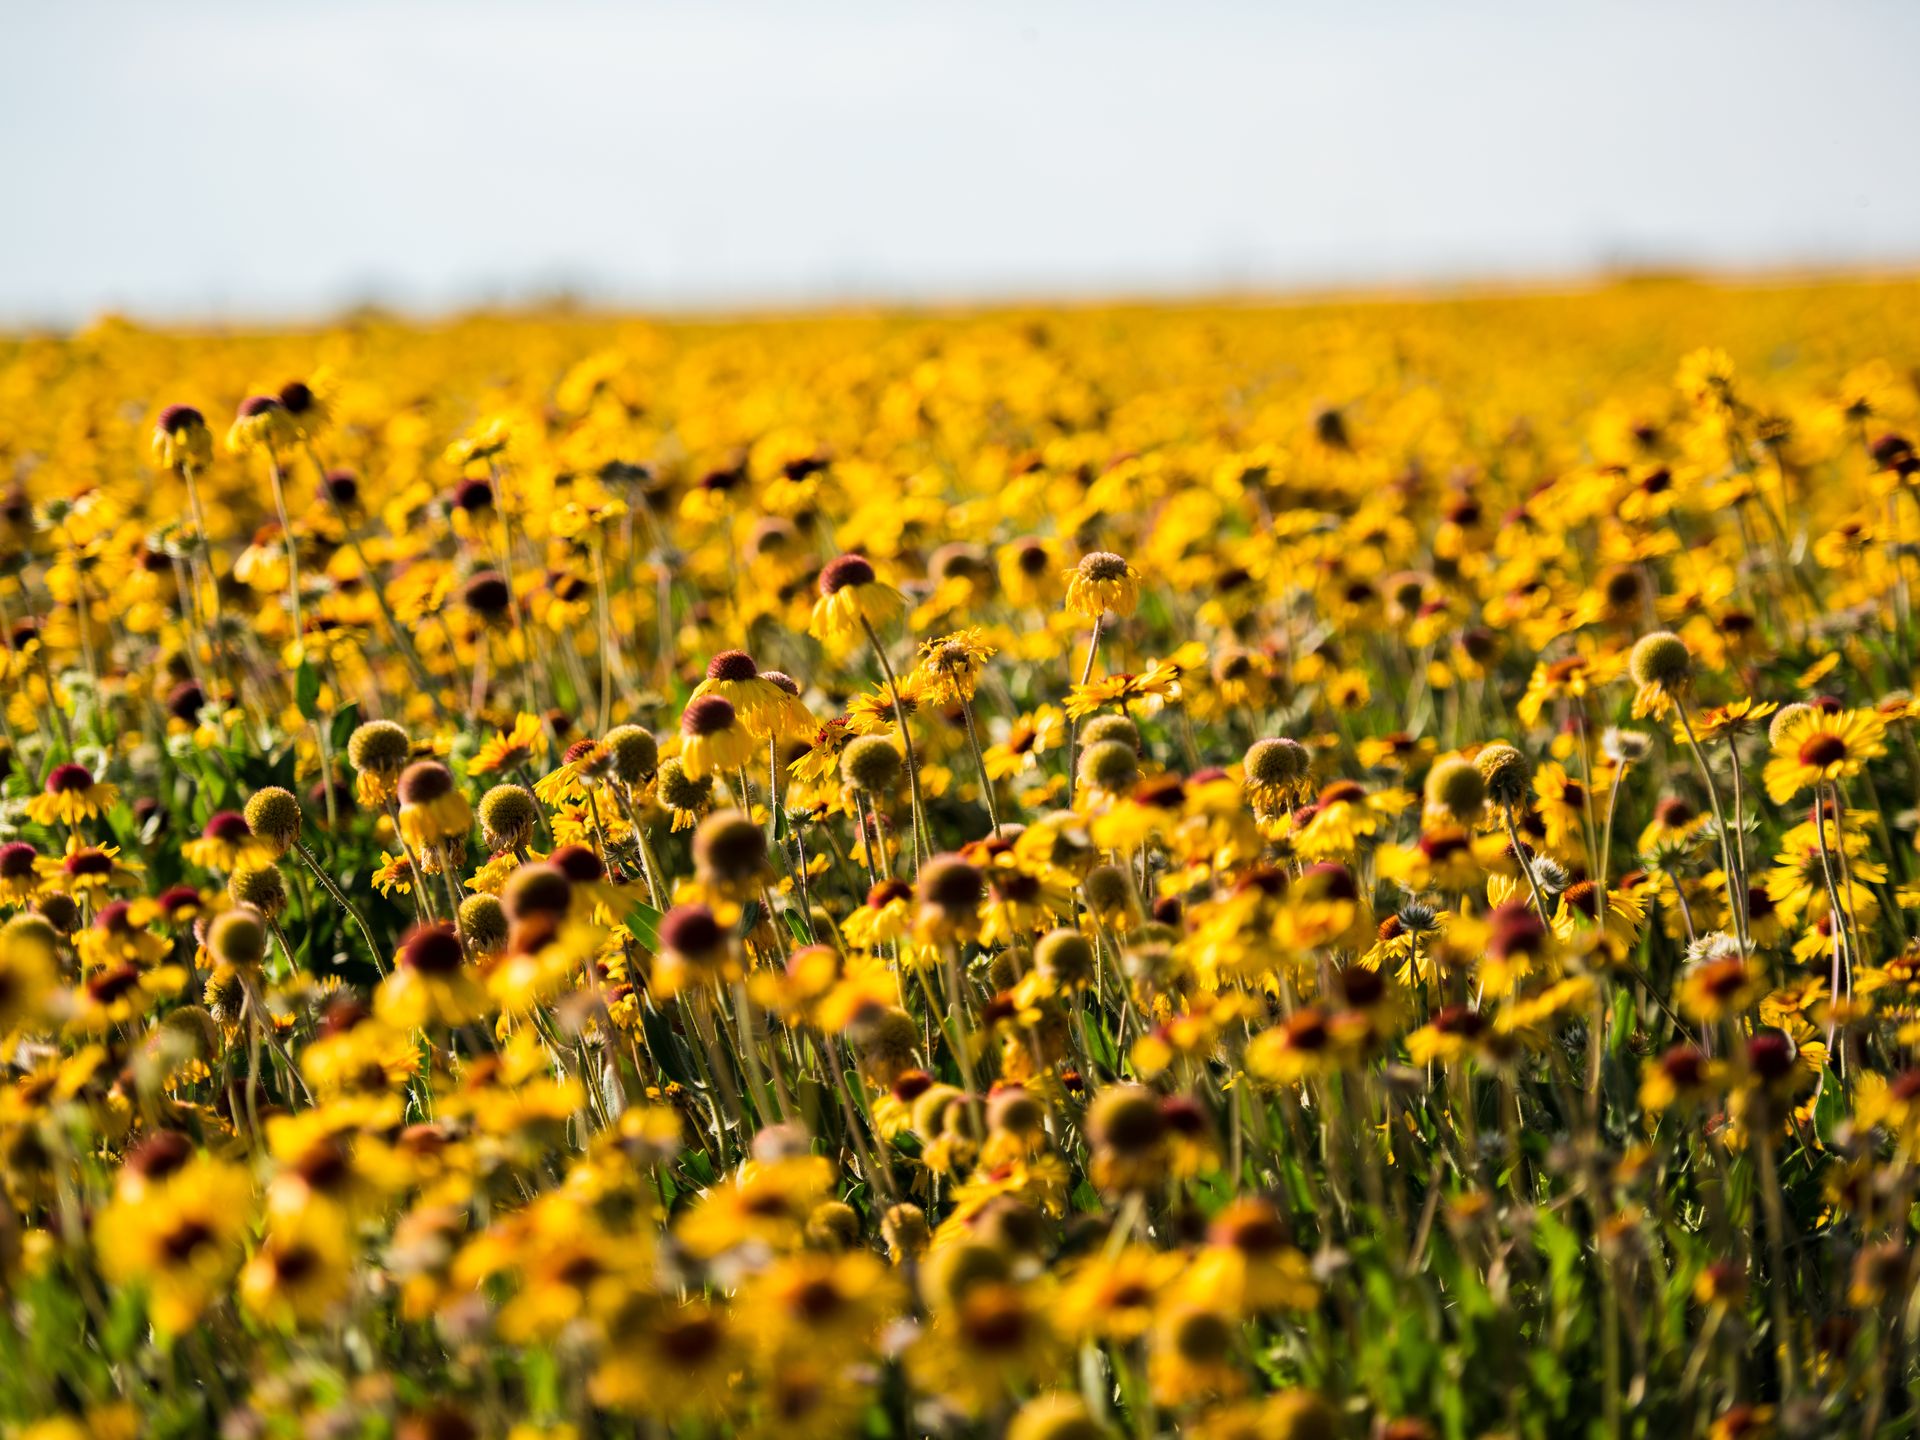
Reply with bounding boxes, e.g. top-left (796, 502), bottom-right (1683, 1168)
top-left (3, 0), bottom-right (1919, 325)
